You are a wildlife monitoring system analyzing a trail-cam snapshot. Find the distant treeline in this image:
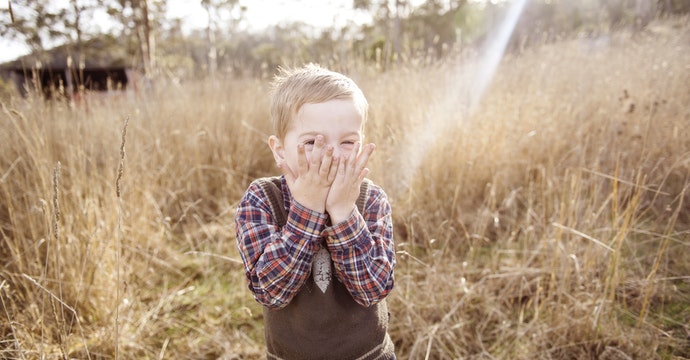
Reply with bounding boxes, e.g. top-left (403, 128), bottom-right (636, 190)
top-left (1, 0), bottom-right (689, 78)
